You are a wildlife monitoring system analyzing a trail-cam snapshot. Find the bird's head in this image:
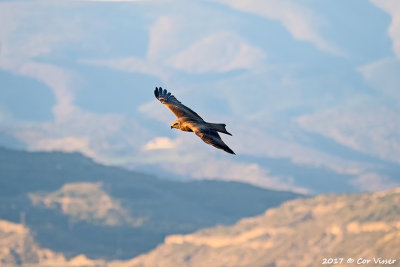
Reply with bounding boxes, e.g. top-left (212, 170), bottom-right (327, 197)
top-left (171, 120), bottom-right (180, 129)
